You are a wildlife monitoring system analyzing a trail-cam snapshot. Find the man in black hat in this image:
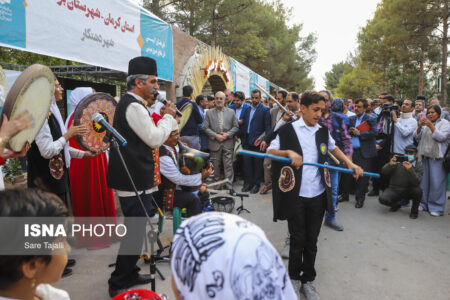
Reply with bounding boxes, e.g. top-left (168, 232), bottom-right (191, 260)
top-left (378, 144), bottom-right (423, 219)
top-left (107, 56), bottom-right (178, 297)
